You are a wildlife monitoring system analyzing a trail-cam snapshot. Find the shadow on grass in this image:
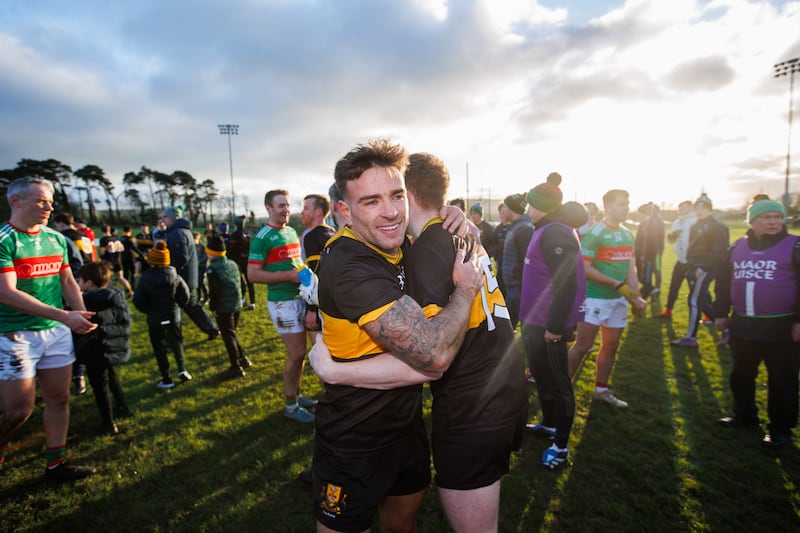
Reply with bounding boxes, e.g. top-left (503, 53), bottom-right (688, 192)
top-left (4, 410), bottom-right (318, 533)
top-left (667, 333), bottom-right (800, 530)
